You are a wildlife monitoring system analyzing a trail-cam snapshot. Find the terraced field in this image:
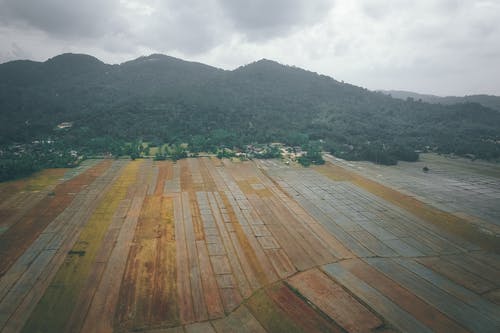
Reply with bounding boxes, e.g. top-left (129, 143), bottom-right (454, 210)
top-left (0, 156), bottom-right (499, 332)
